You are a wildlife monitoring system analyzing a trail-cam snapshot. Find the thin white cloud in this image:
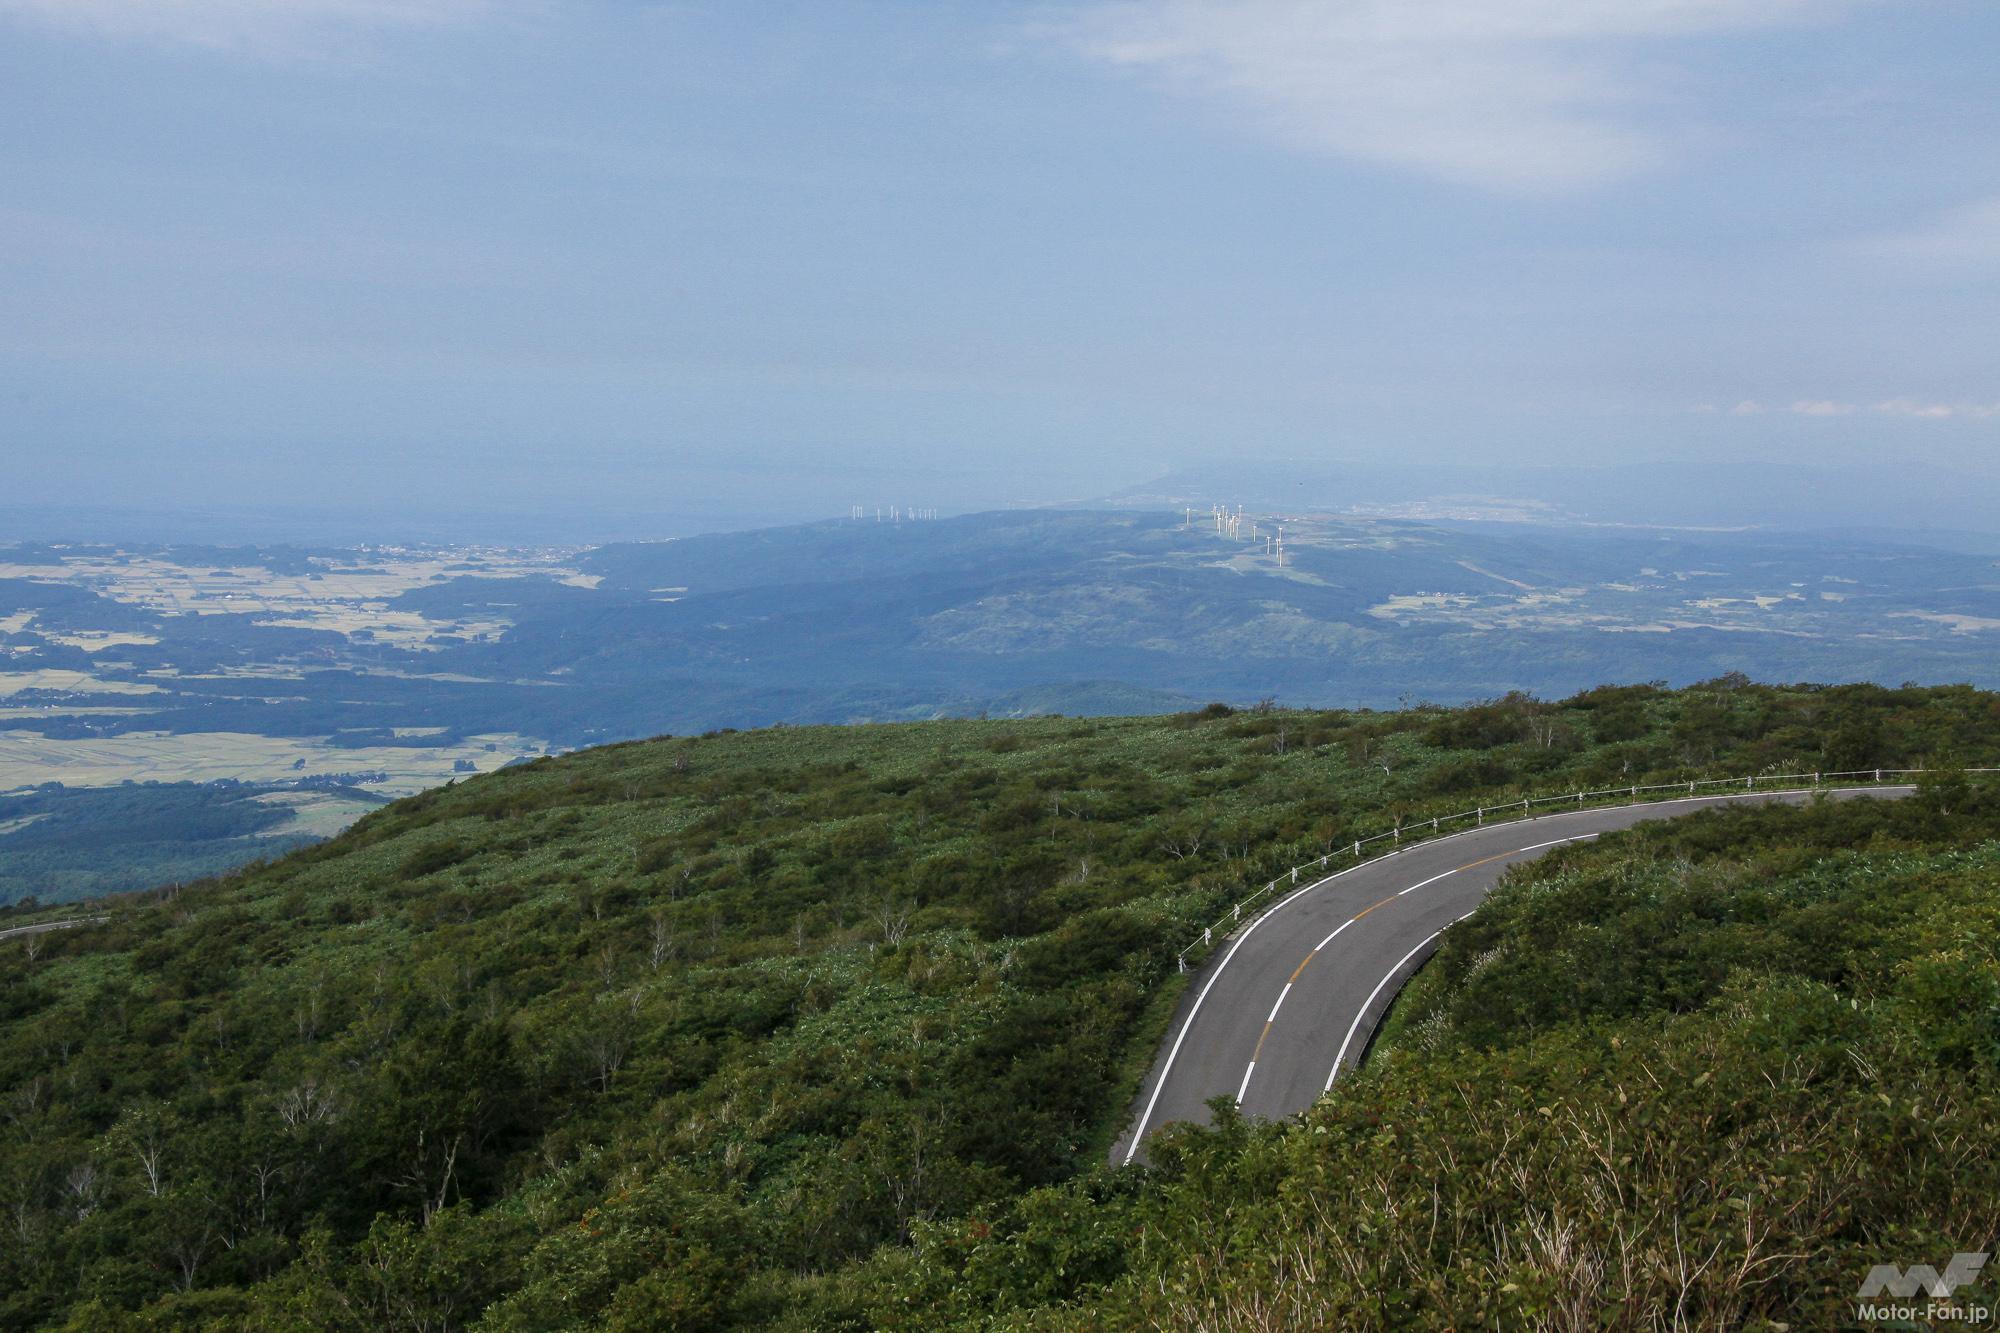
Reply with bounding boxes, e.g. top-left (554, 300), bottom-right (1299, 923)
top-left (0, 0), bottom-right (504, 57)
top-left (1870, 397), bottom-right (2000, 421)
top-left (1712, 397), bottom-right (1999, 420)
top-left (1054, 0), bottom-right (1844, 192)
top-left (1842, 195), bottom-right (2000, 267)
